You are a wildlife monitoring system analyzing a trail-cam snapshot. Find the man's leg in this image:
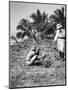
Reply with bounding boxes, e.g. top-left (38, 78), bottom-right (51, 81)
top-left (59, 51), bottom-right (62, 59)
top-left (26, 55), bottom-right (37, 65)
top-left (59, 51), bottom-right (64, 59)
top-left (61, 52), bottom-right (64, 59)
